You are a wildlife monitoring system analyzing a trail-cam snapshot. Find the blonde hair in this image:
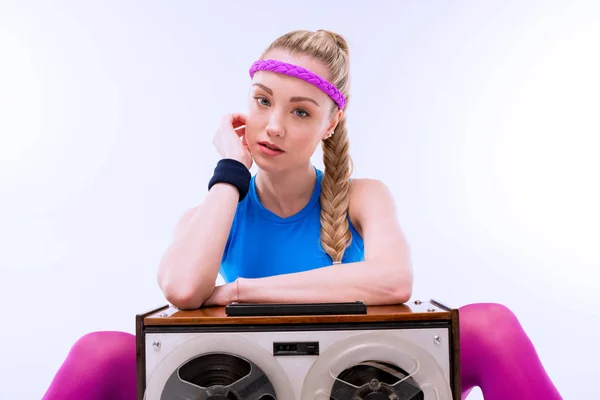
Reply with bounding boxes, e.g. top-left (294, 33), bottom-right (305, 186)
top-left (260, 29), bottom-right (353, 264)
